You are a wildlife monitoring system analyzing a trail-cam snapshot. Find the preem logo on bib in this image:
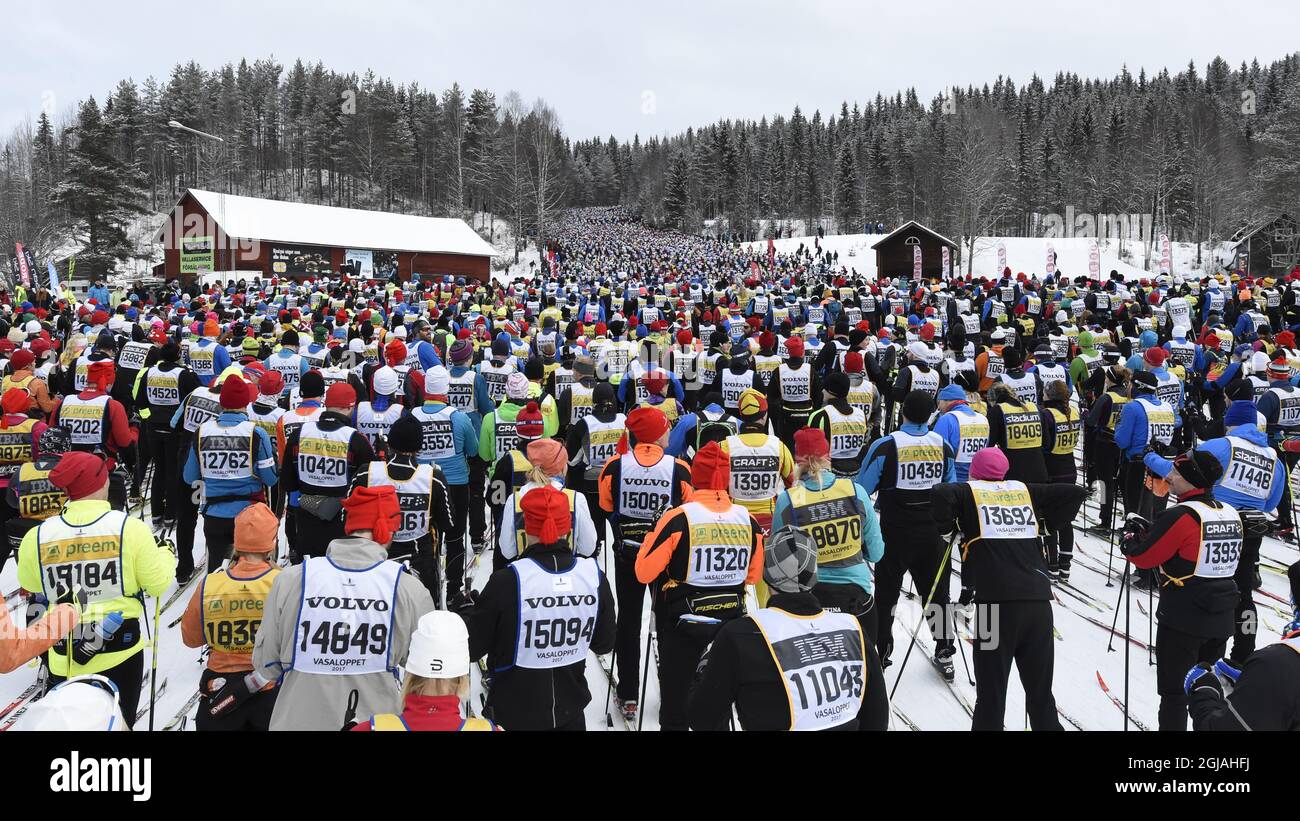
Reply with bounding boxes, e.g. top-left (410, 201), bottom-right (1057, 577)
top-left (50, 751), bottom-right (151, 802)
